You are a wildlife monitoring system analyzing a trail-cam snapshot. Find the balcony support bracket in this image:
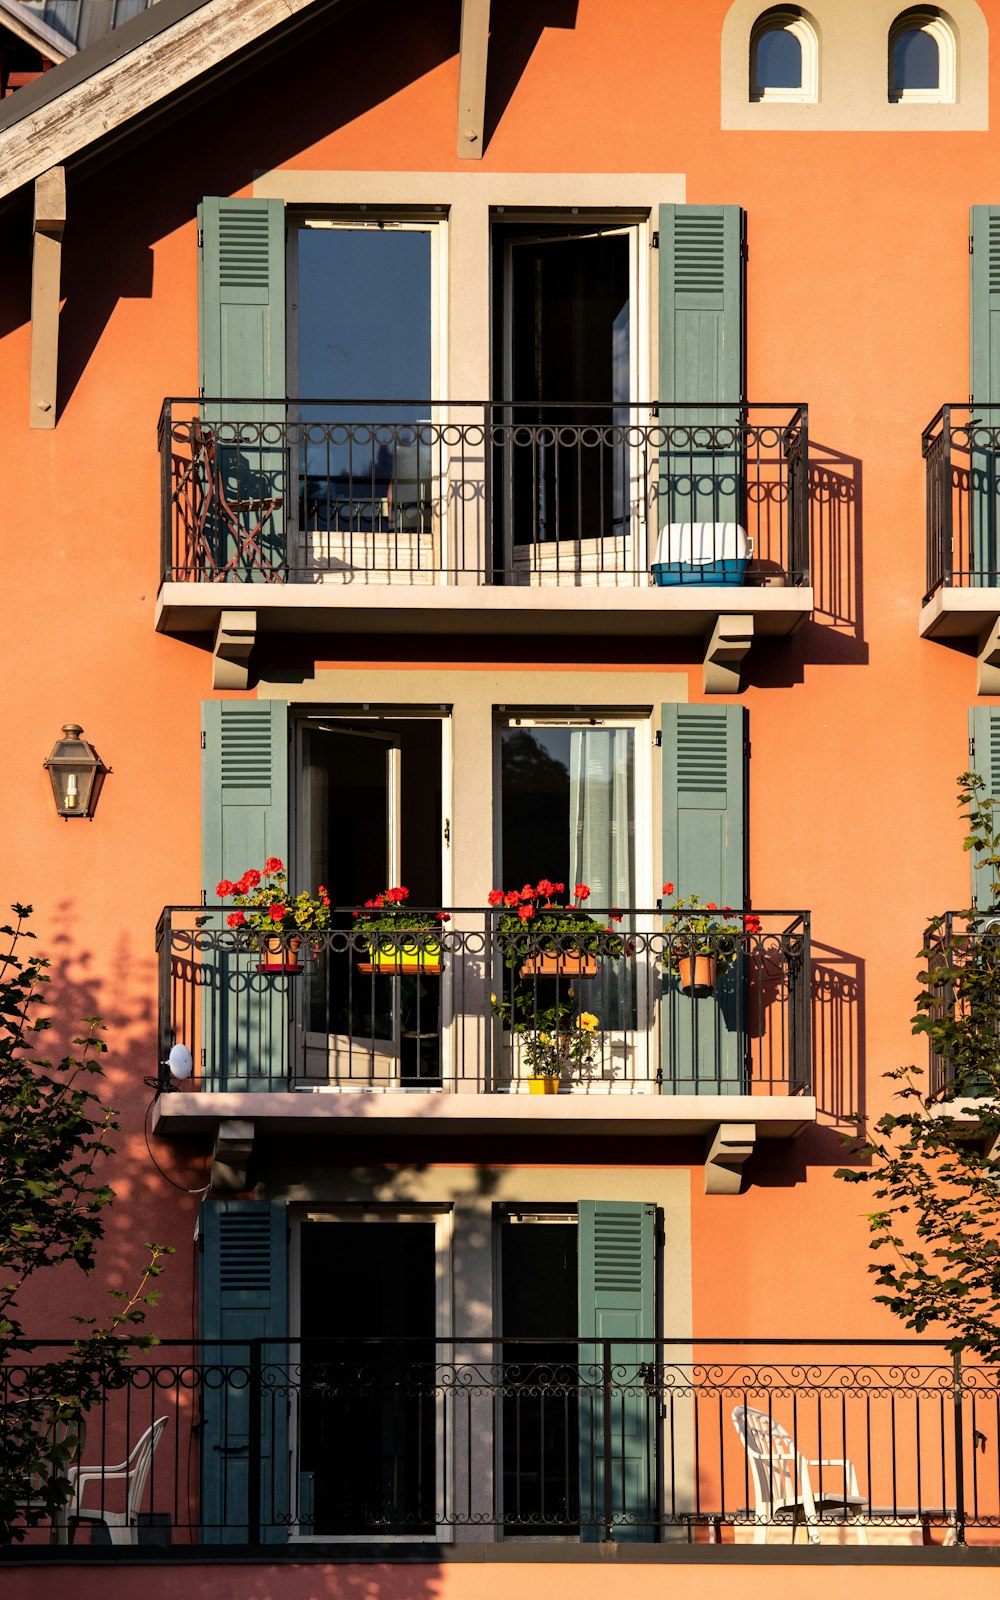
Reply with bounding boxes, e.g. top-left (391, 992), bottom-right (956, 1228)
top-left (30, 165), bottom-right (66, 430)
top-left (213, 609), bottom-right (256, 690)
top-left (705, 1121), bottom-right (755, 1194)
top-left (212, 1119), bottom-right (255, 1192)
top-left (704, 614), bottom-right (754, 694)
top-left (976, 618), bottom-right (1000, 695)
